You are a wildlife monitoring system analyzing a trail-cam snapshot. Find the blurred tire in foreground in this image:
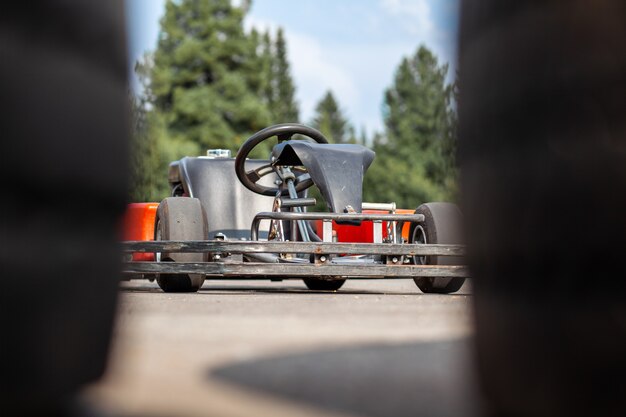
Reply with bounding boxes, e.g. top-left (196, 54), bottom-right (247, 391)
top-left (459, 1), bottom-right (626, 416)
top-left (0, 2), bottom-right (128, 416)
